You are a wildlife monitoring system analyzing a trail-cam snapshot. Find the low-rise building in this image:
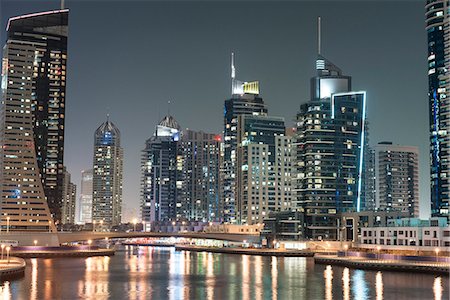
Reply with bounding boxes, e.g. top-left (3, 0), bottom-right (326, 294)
top-left (360, 217), bottom-right (450, 248)
top-left (261, 211), bottom-right (304, 243)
